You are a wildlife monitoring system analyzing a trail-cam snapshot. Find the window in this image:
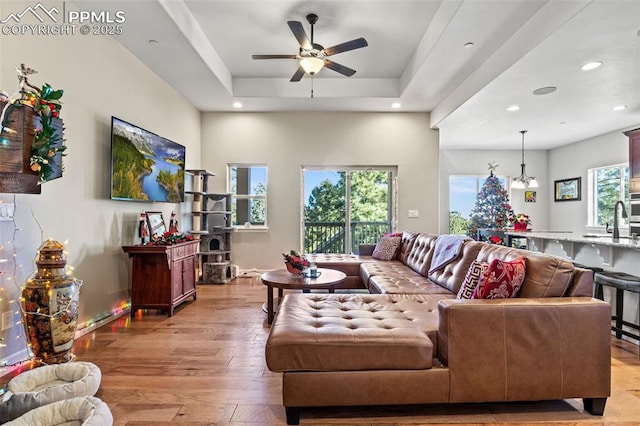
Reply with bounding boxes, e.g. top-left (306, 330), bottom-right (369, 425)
top-left (588, 163), bottom-right (629, 228)
top-left (228, 164), bottom-right (267, 229)
top-left (302, 166), bottom-right (396, 254)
